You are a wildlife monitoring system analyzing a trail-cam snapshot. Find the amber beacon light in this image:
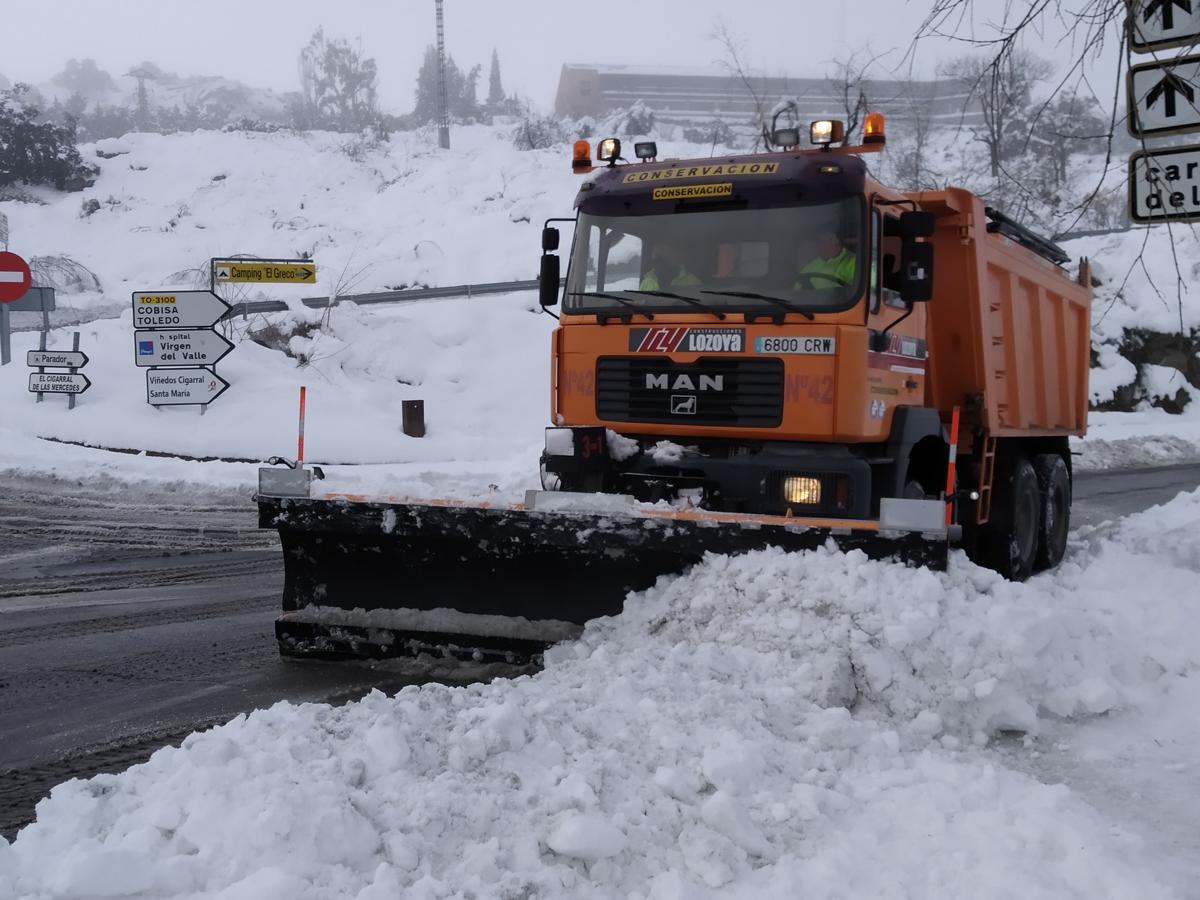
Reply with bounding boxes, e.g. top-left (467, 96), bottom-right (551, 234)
top-left (572, 140), bottom-right (593, 174)
top-left (863, 112), bottom-right (886, 145)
